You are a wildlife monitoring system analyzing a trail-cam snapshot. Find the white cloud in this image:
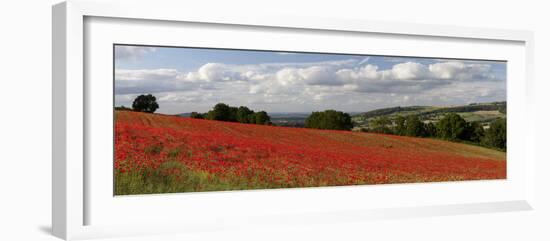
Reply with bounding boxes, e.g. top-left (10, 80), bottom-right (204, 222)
top-left (389, 62), bottom-right (430, 80)
top-left (332, 61), bottom-right (500, 94)
top-left (270, 65), bottom-right (342, 87)
top-left (115, 59), bottom-right (505, 113)
top-left (429, 61), bottom-right (496, 81)
top-left (197, 63), bottom-right (242, 82)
